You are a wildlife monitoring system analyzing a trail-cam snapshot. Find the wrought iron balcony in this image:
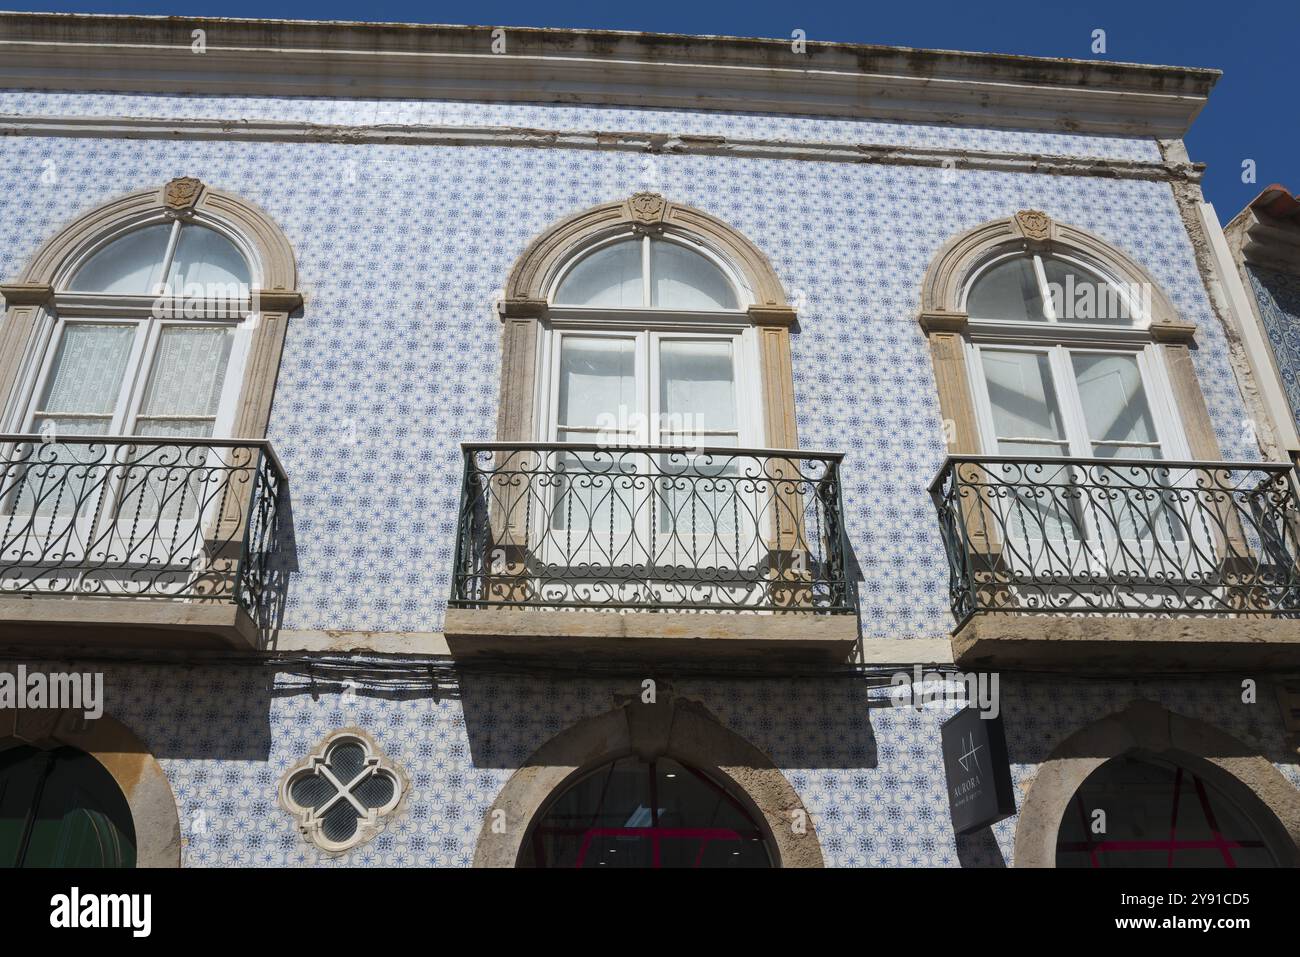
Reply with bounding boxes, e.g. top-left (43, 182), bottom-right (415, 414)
top-left (930, 455), bottom-right (1300, 624)
top-left (450, 443), bottom-right (854, 615)
top-left (0, 435), bottom-right (285, 638)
